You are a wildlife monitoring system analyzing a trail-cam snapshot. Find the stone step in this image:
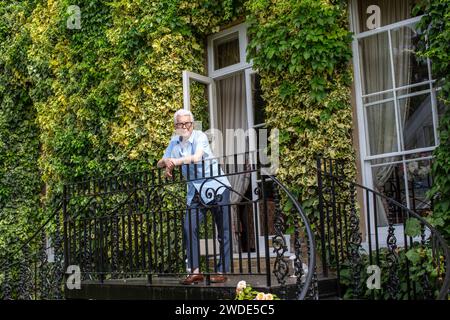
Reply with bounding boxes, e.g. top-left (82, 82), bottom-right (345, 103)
top-left (65, 274), bottom-right (338, 300)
